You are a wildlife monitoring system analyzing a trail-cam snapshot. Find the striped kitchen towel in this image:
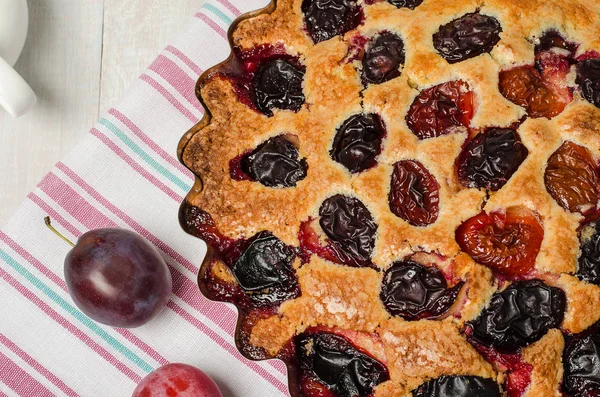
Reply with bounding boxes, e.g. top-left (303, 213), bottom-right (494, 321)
top-left (0, 1), bottom-right (291, 396)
